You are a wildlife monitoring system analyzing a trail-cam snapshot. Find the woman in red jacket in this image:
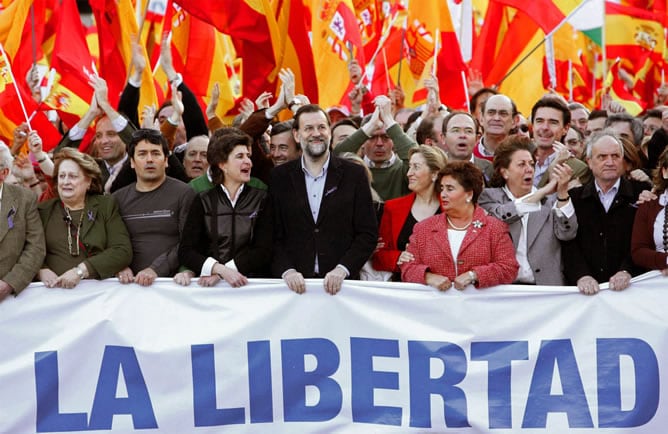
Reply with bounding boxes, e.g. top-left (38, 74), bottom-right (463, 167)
top-left (631, 148), bottom-right (668, 273)
top-left (372, 145), bottom-right (447, 280)
top-left (401, 161), bottom-right (519, 290)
